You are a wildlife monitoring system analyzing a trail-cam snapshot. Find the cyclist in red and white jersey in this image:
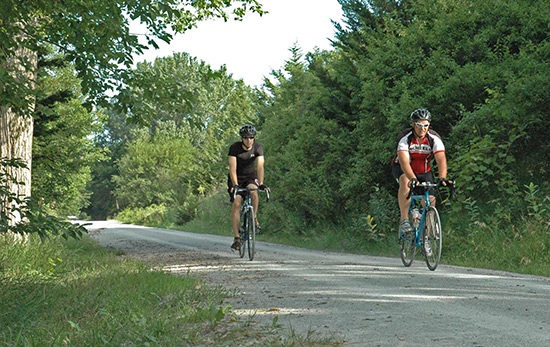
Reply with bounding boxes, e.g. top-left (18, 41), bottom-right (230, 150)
top-left (392, 109), bottom-right (452, 239)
